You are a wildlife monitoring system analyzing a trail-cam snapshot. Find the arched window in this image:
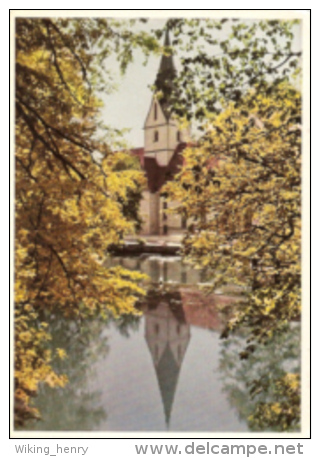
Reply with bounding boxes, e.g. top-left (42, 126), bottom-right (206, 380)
top-left (154, 130), bottom-right (159, 142)
top-left (154, 103), bottom-right (157, 120)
